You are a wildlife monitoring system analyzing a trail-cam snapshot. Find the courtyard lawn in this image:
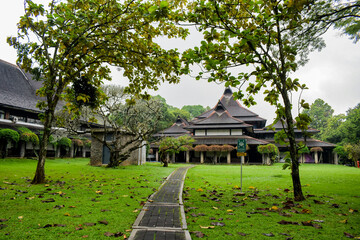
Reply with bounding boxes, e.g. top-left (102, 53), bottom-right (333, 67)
top-left (184, 164), bottom-right (360, 239)
top-left (0, 158), bottom-right (178, 239)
